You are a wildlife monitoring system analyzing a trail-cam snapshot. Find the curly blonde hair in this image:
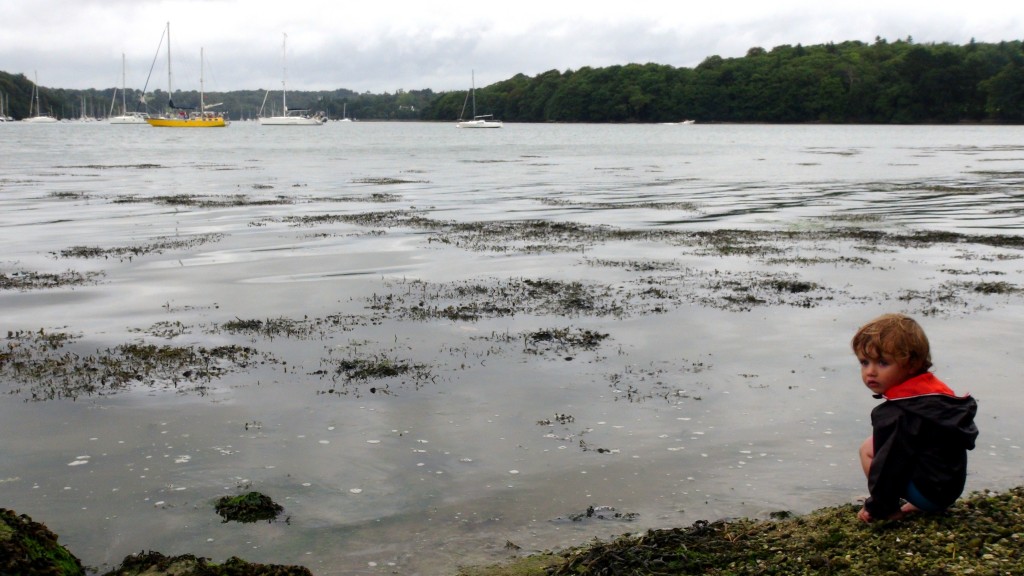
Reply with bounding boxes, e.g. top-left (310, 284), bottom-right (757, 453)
top-left (851, 313), bottom-right (932, 375)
